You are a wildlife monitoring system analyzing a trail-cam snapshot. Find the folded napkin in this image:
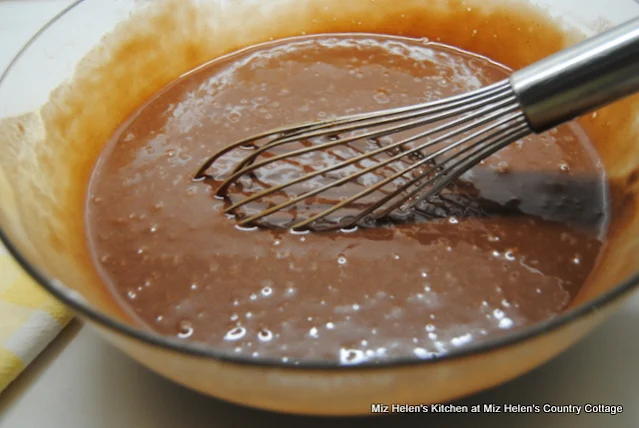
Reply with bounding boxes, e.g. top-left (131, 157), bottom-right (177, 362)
top-left (0, 243), bottom-right (72, 392)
